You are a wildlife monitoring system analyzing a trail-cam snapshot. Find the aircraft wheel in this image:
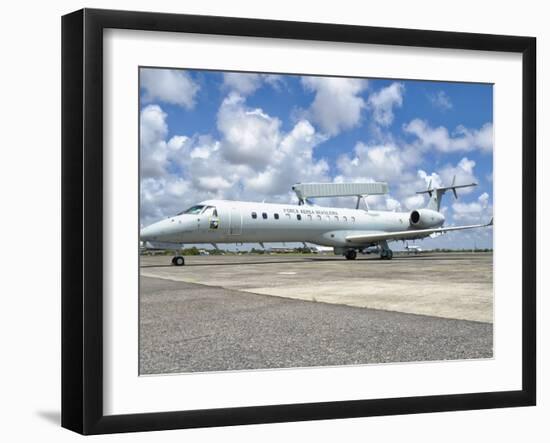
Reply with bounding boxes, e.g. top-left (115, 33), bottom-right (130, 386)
top-left (345, 250), bottom-right (357, 260)
top-left (173, 256), bottom-right (185, 266)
